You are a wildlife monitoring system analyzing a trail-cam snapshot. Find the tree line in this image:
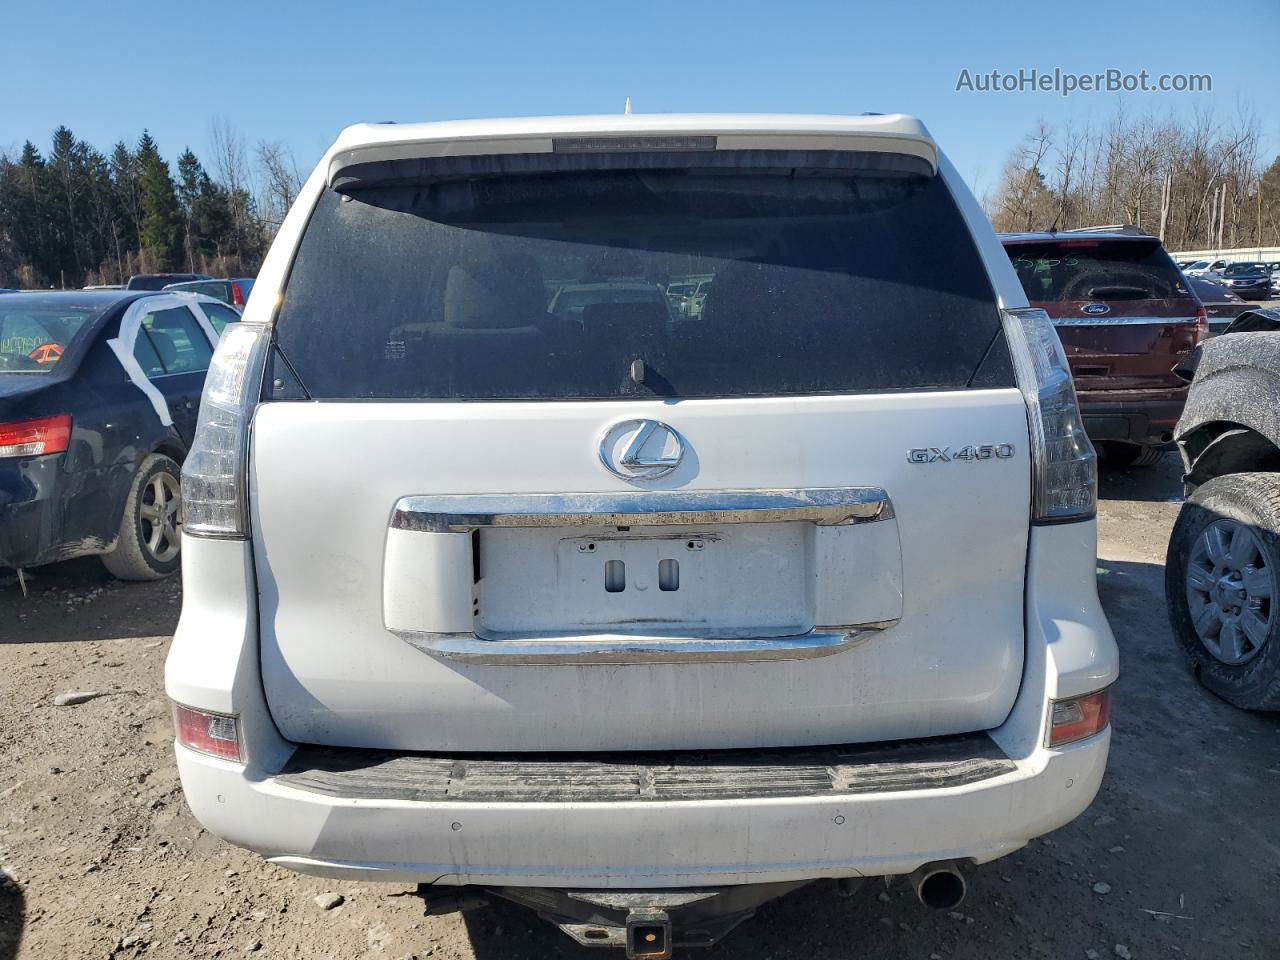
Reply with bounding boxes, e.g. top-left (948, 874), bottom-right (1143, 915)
top-left (5, 107), bottom-right (1277, 289)
top-left (0, 122), bottom-right (303, 289)
top-left (985, 104), bottom-right (1280, 251)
